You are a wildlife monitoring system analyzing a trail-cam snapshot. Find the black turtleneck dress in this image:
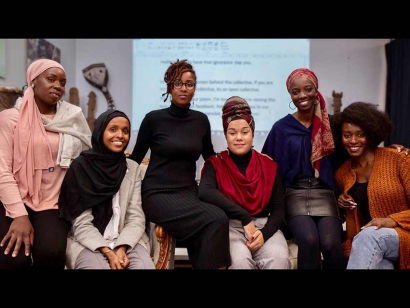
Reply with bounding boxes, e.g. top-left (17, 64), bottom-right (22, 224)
top-left (129, 103), bottom-right (231, 269)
